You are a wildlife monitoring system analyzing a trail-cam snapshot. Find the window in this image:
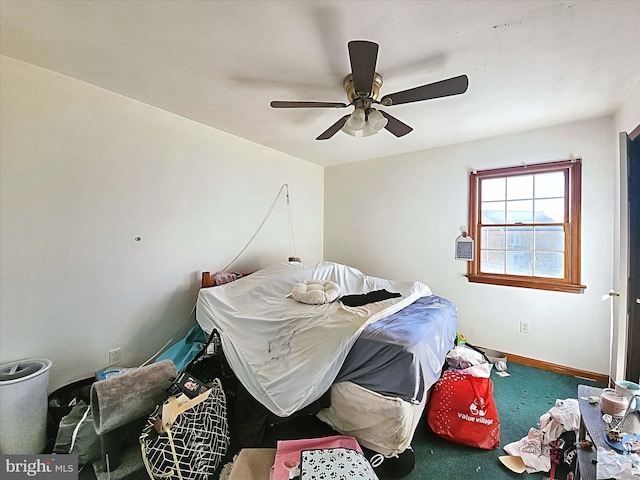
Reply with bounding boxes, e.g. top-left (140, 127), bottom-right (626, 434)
top-left (467, 159), bottom-right (585, 293)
